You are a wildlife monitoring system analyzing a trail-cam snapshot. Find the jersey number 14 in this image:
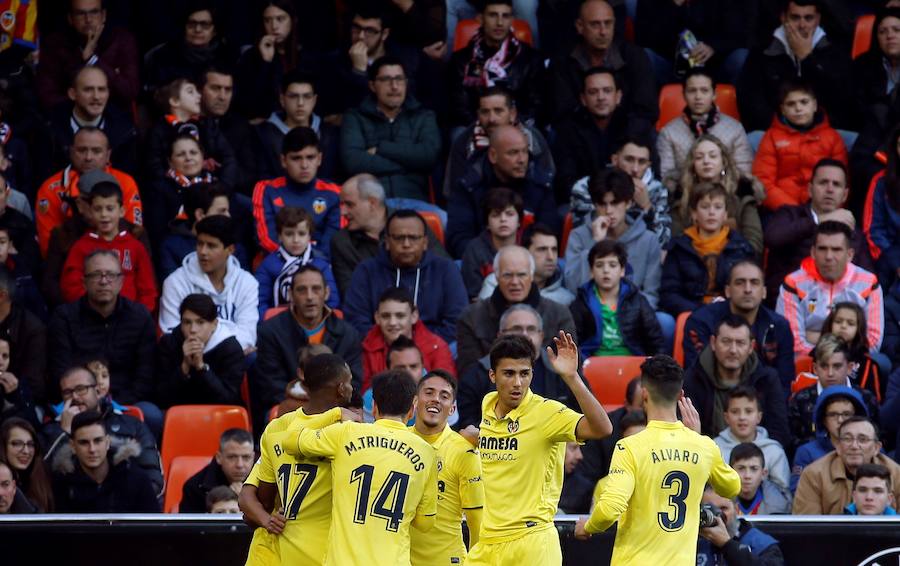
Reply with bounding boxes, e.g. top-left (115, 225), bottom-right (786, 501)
top-left (350, 464), bottom-right (411, 532)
